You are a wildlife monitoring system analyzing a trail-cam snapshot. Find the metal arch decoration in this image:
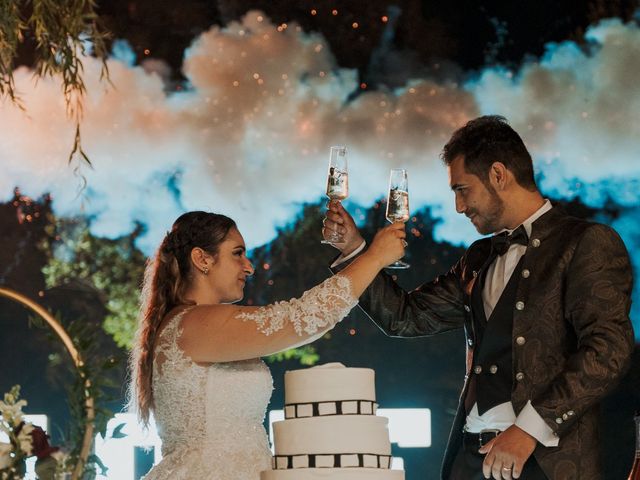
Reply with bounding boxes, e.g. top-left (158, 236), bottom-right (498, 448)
top-left (0, 286), bottom-right (95, 480)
